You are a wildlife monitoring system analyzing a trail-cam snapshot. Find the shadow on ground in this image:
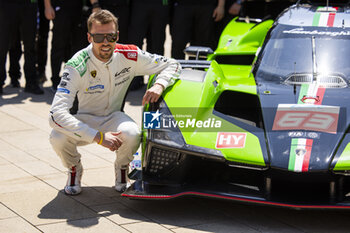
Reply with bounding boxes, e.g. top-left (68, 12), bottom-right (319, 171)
top-left (37, 186), bottom-right (350, 232)
top-left (0, 86), bottom-right (55, 106)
